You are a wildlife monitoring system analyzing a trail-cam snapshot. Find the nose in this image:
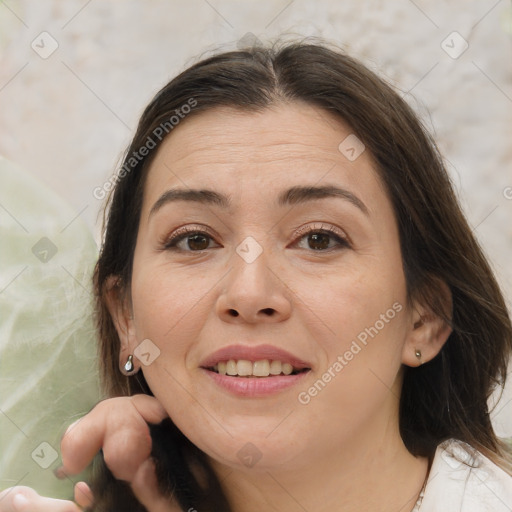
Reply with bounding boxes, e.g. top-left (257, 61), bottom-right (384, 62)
top-left (215, 244), bottom-right (292, 324)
